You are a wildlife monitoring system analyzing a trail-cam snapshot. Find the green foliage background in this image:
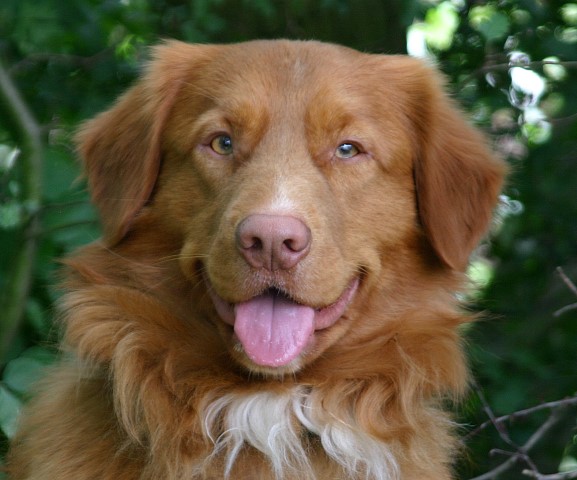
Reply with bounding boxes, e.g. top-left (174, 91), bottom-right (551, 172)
top-left (1, 1), bottom-right (577, 478)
